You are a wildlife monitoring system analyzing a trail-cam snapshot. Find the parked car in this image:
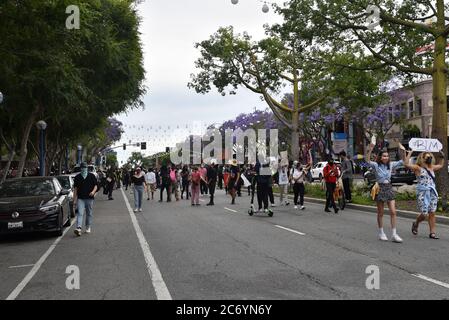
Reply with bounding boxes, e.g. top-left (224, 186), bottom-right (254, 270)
top-left (0, 177), bottom-right (71, 236)
top-left (364, 165), bottom-right (416, 185)
top-left (310, 161), bottom-right (341, 182)
top-left (56, 175), bottom-right (76, 218)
